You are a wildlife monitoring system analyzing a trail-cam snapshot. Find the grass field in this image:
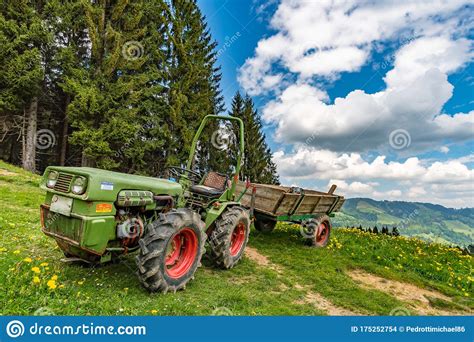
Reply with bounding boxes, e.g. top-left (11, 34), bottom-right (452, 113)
top-left (0, 161), bottom-right (472, 316)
